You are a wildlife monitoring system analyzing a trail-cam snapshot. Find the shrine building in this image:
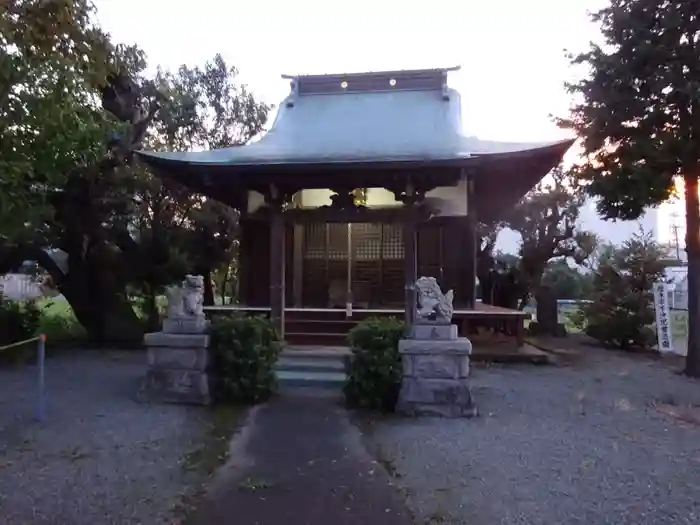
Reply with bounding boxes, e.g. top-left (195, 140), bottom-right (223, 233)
top-left (138, 67), bottom-right (573, 347)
